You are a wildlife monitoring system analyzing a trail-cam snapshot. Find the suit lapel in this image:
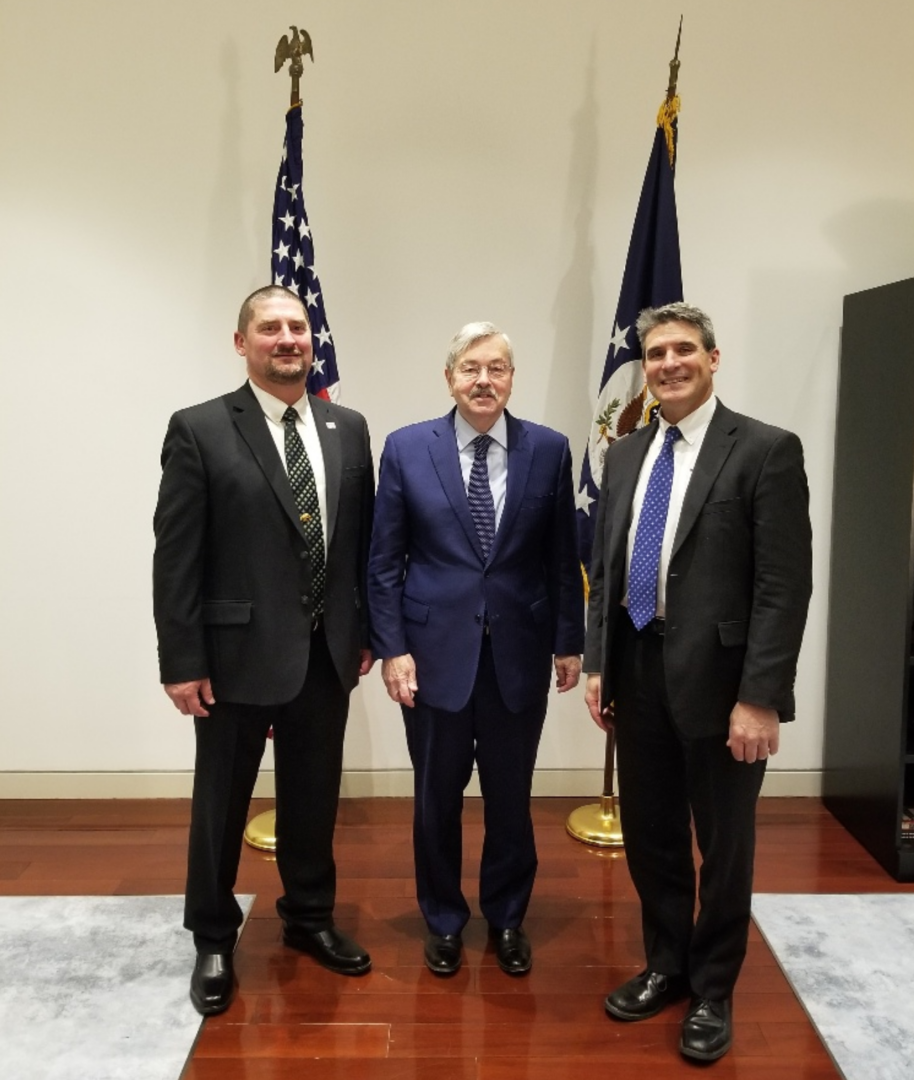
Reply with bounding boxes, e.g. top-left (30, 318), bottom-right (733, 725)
top-left (428, 409), bottom-right (487, 561)
top-left (228, 384), bottom-right (307, 541)
top-left (310, 395), bottom-right (342, 549)
top-left (671, 401), bottom-right (737, 557)
top-left (487, 411), bottom-right (531, 564)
